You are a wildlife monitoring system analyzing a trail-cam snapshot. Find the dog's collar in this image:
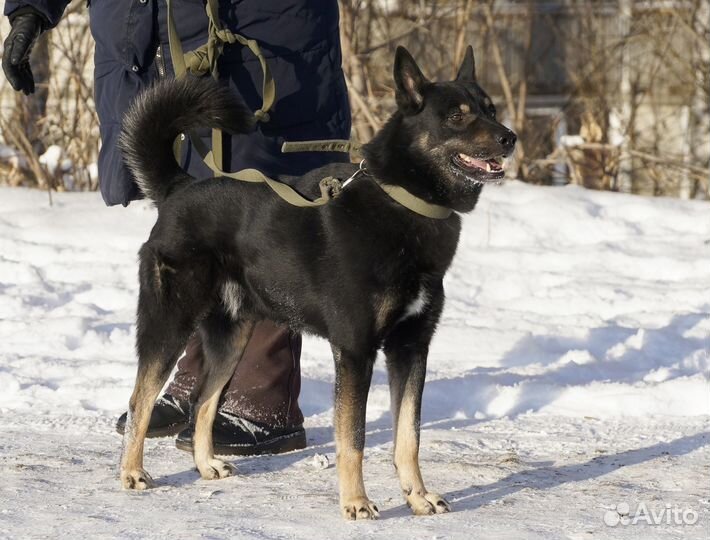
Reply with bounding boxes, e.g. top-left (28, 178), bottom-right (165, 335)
top-left (342, 160), bottom-right (454, 220)
top-left (375, 182), bottom-right (454, 219)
